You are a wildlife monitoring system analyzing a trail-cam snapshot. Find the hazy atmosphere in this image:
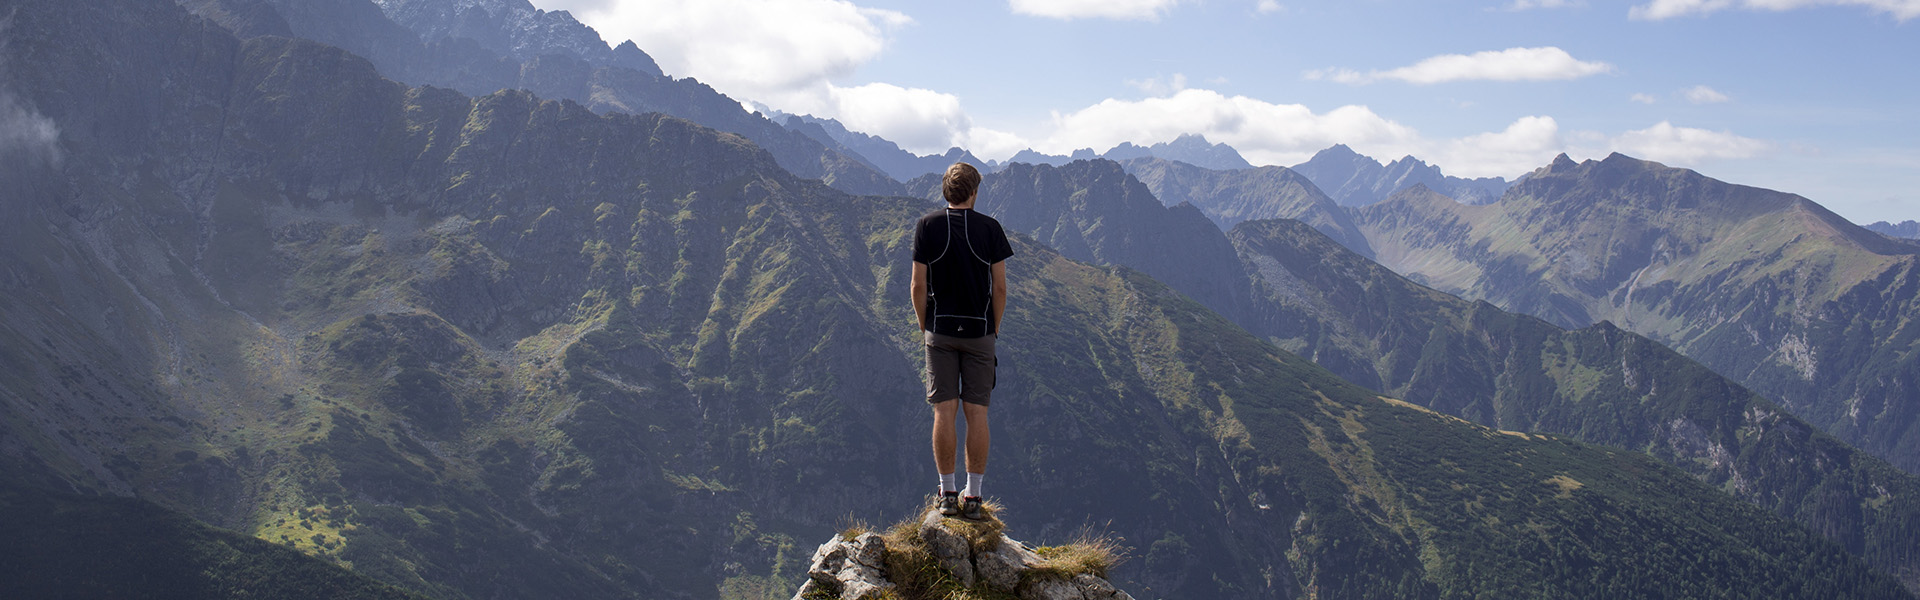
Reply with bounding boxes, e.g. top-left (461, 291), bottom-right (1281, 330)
top-left (535, 0), bottom-right (1920, 223)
